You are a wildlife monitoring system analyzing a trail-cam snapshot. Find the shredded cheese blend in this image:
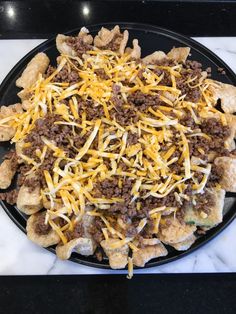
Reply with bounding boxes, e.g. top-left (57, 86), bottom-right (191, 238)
top-left (1, 48), bottom-right (225, 249)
